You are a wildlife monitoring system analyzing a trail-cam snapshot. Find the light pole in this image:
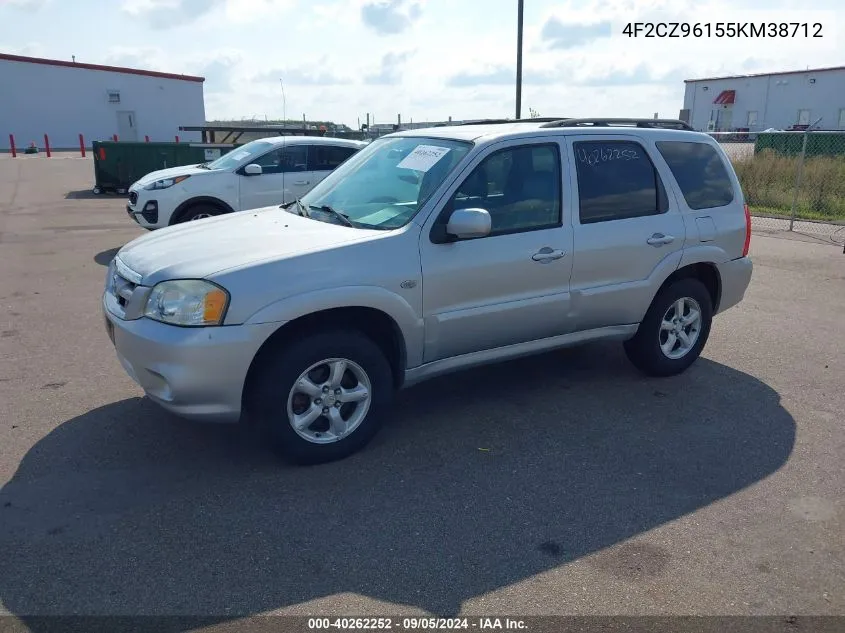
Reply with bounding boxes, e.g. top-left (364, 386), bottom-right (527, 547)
top-left (515, 0), bottom-right (524, 119)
